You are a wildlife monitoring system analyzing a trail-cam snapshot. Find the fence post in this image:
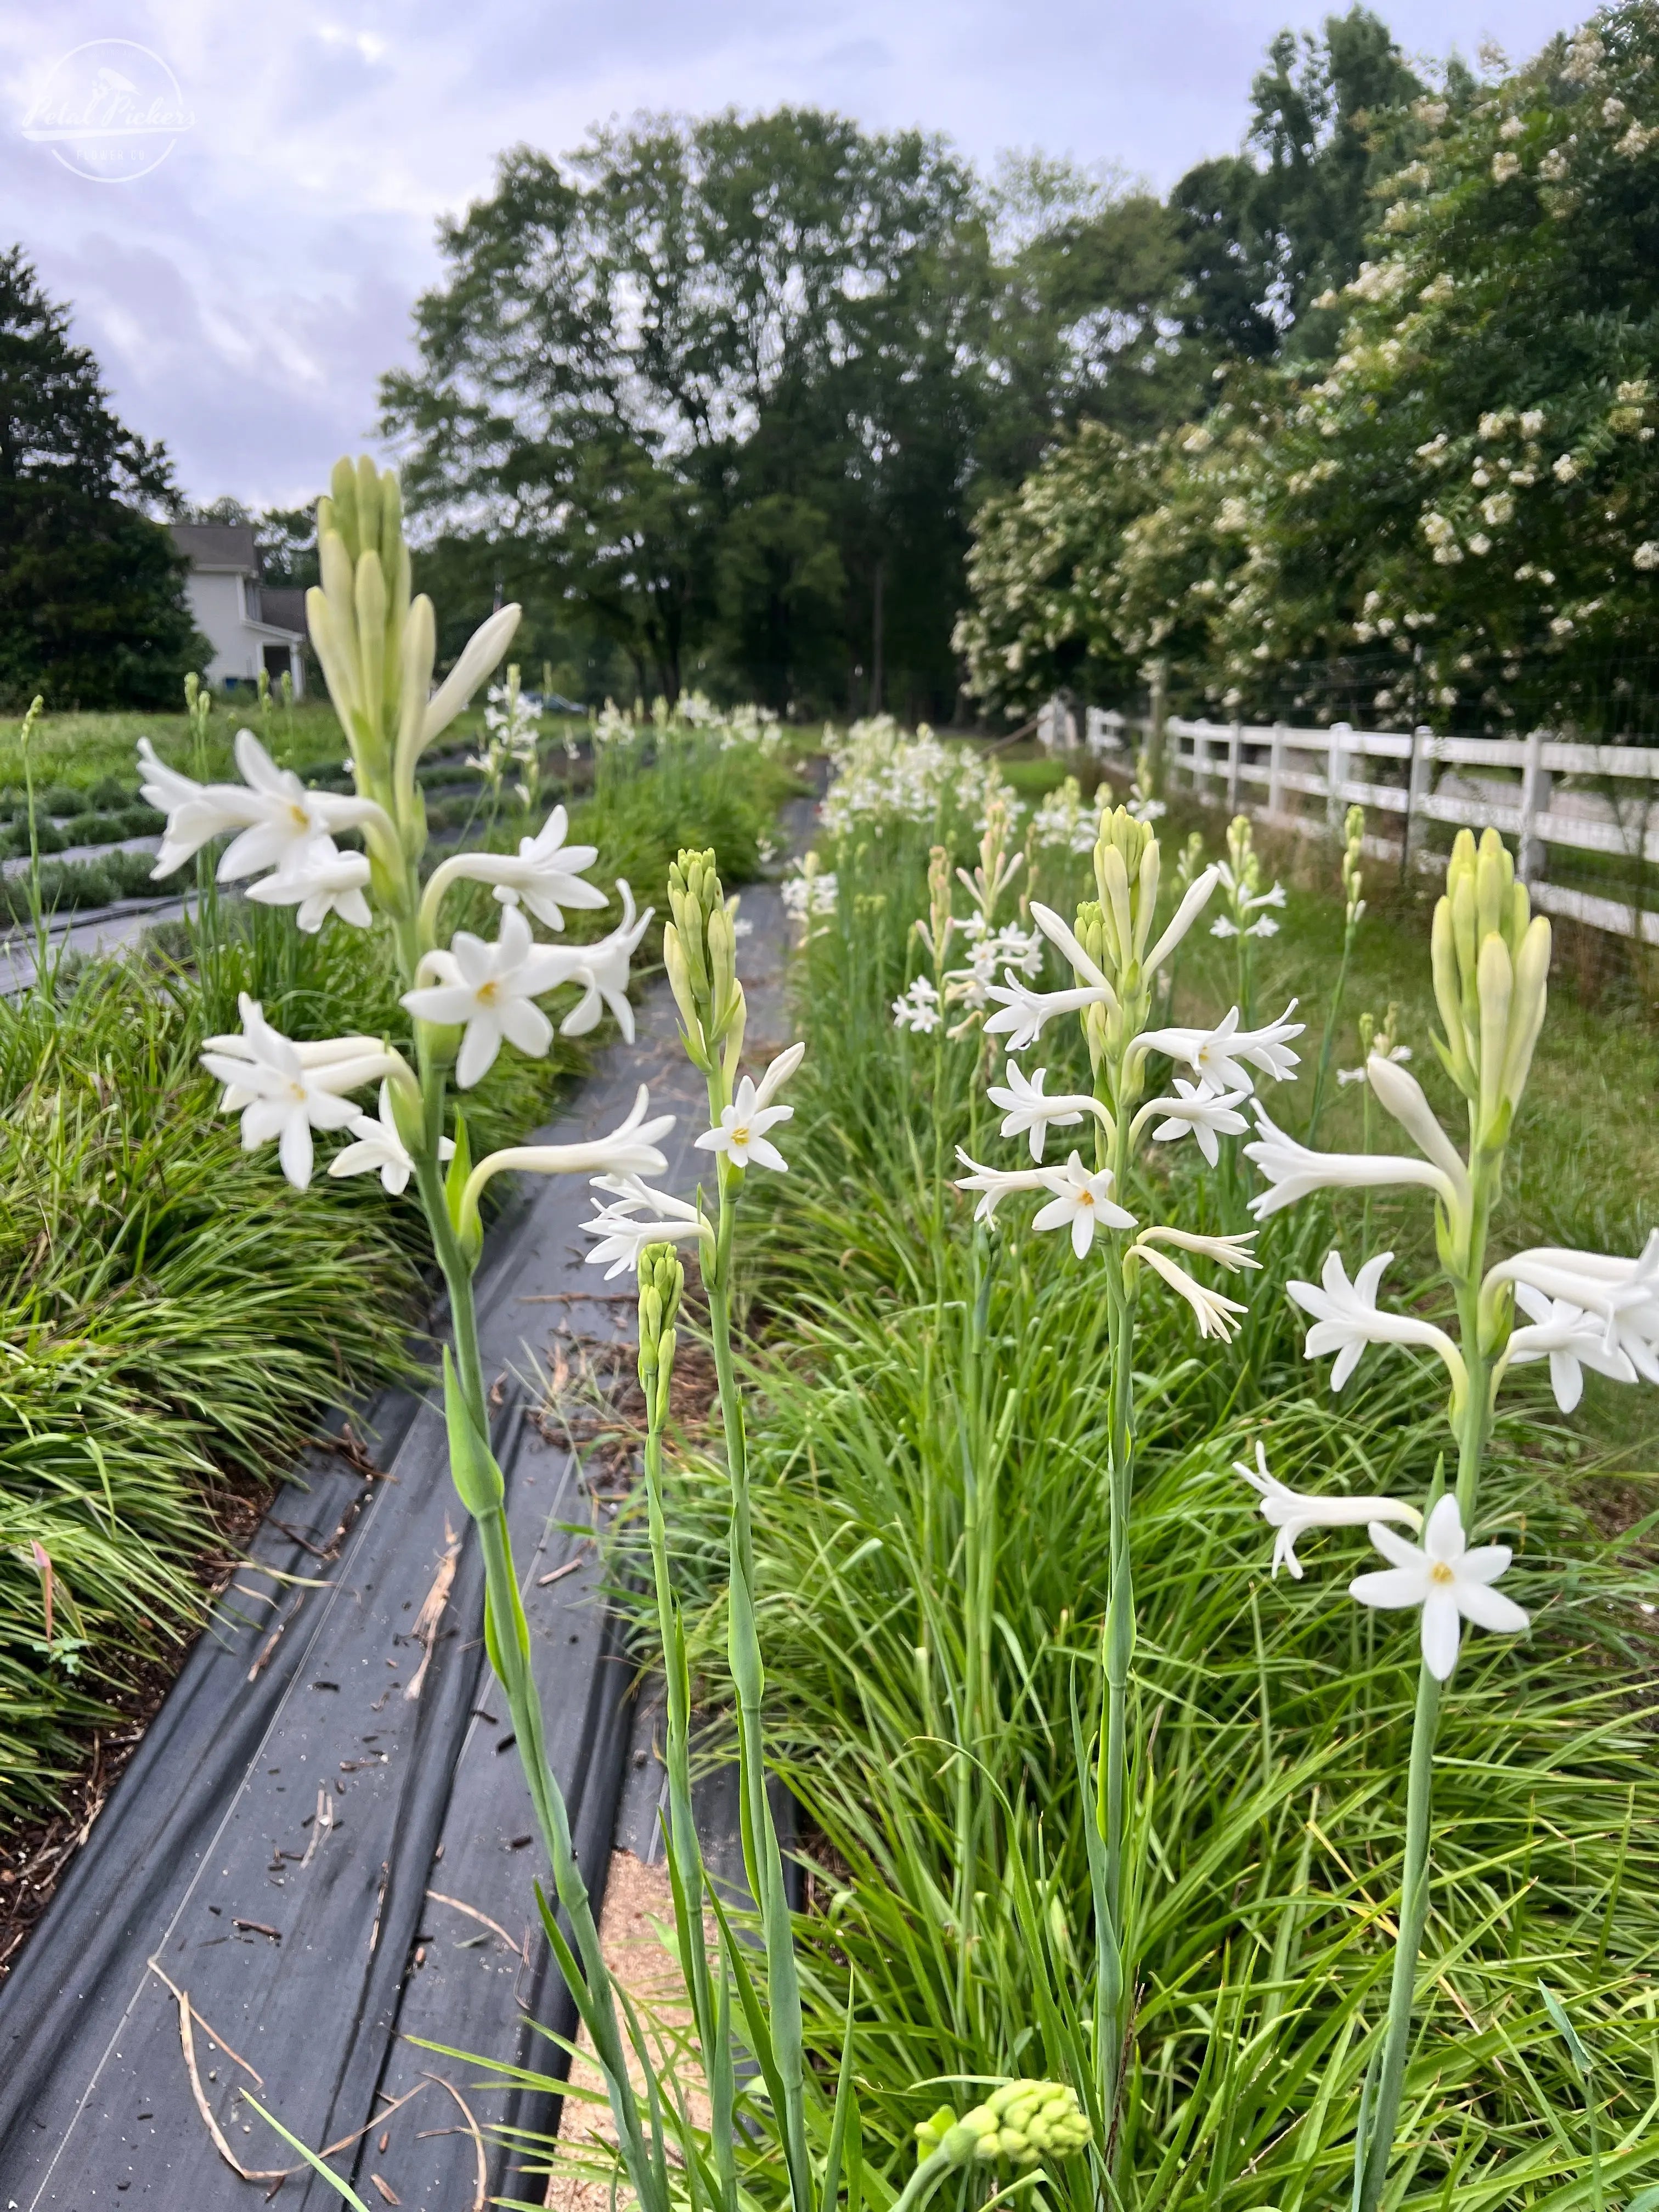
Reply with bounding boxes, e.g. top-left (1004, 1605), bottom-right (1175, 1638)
top-left (1190, 722), bottom-right (1209, 799)
top-left (1268, 722), bottom-right (1286, 822)
top-left (1403, 725), bottom-right (1433, 876)
top-left (1227, 717), bottom-right (1243, 815)
top-left (1325, 721), bottom-right (1351, 834)
top-left (1517, 727), bottom-right (1551, 884)
top-left (1146, 658), bottom-right (1169, 796)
